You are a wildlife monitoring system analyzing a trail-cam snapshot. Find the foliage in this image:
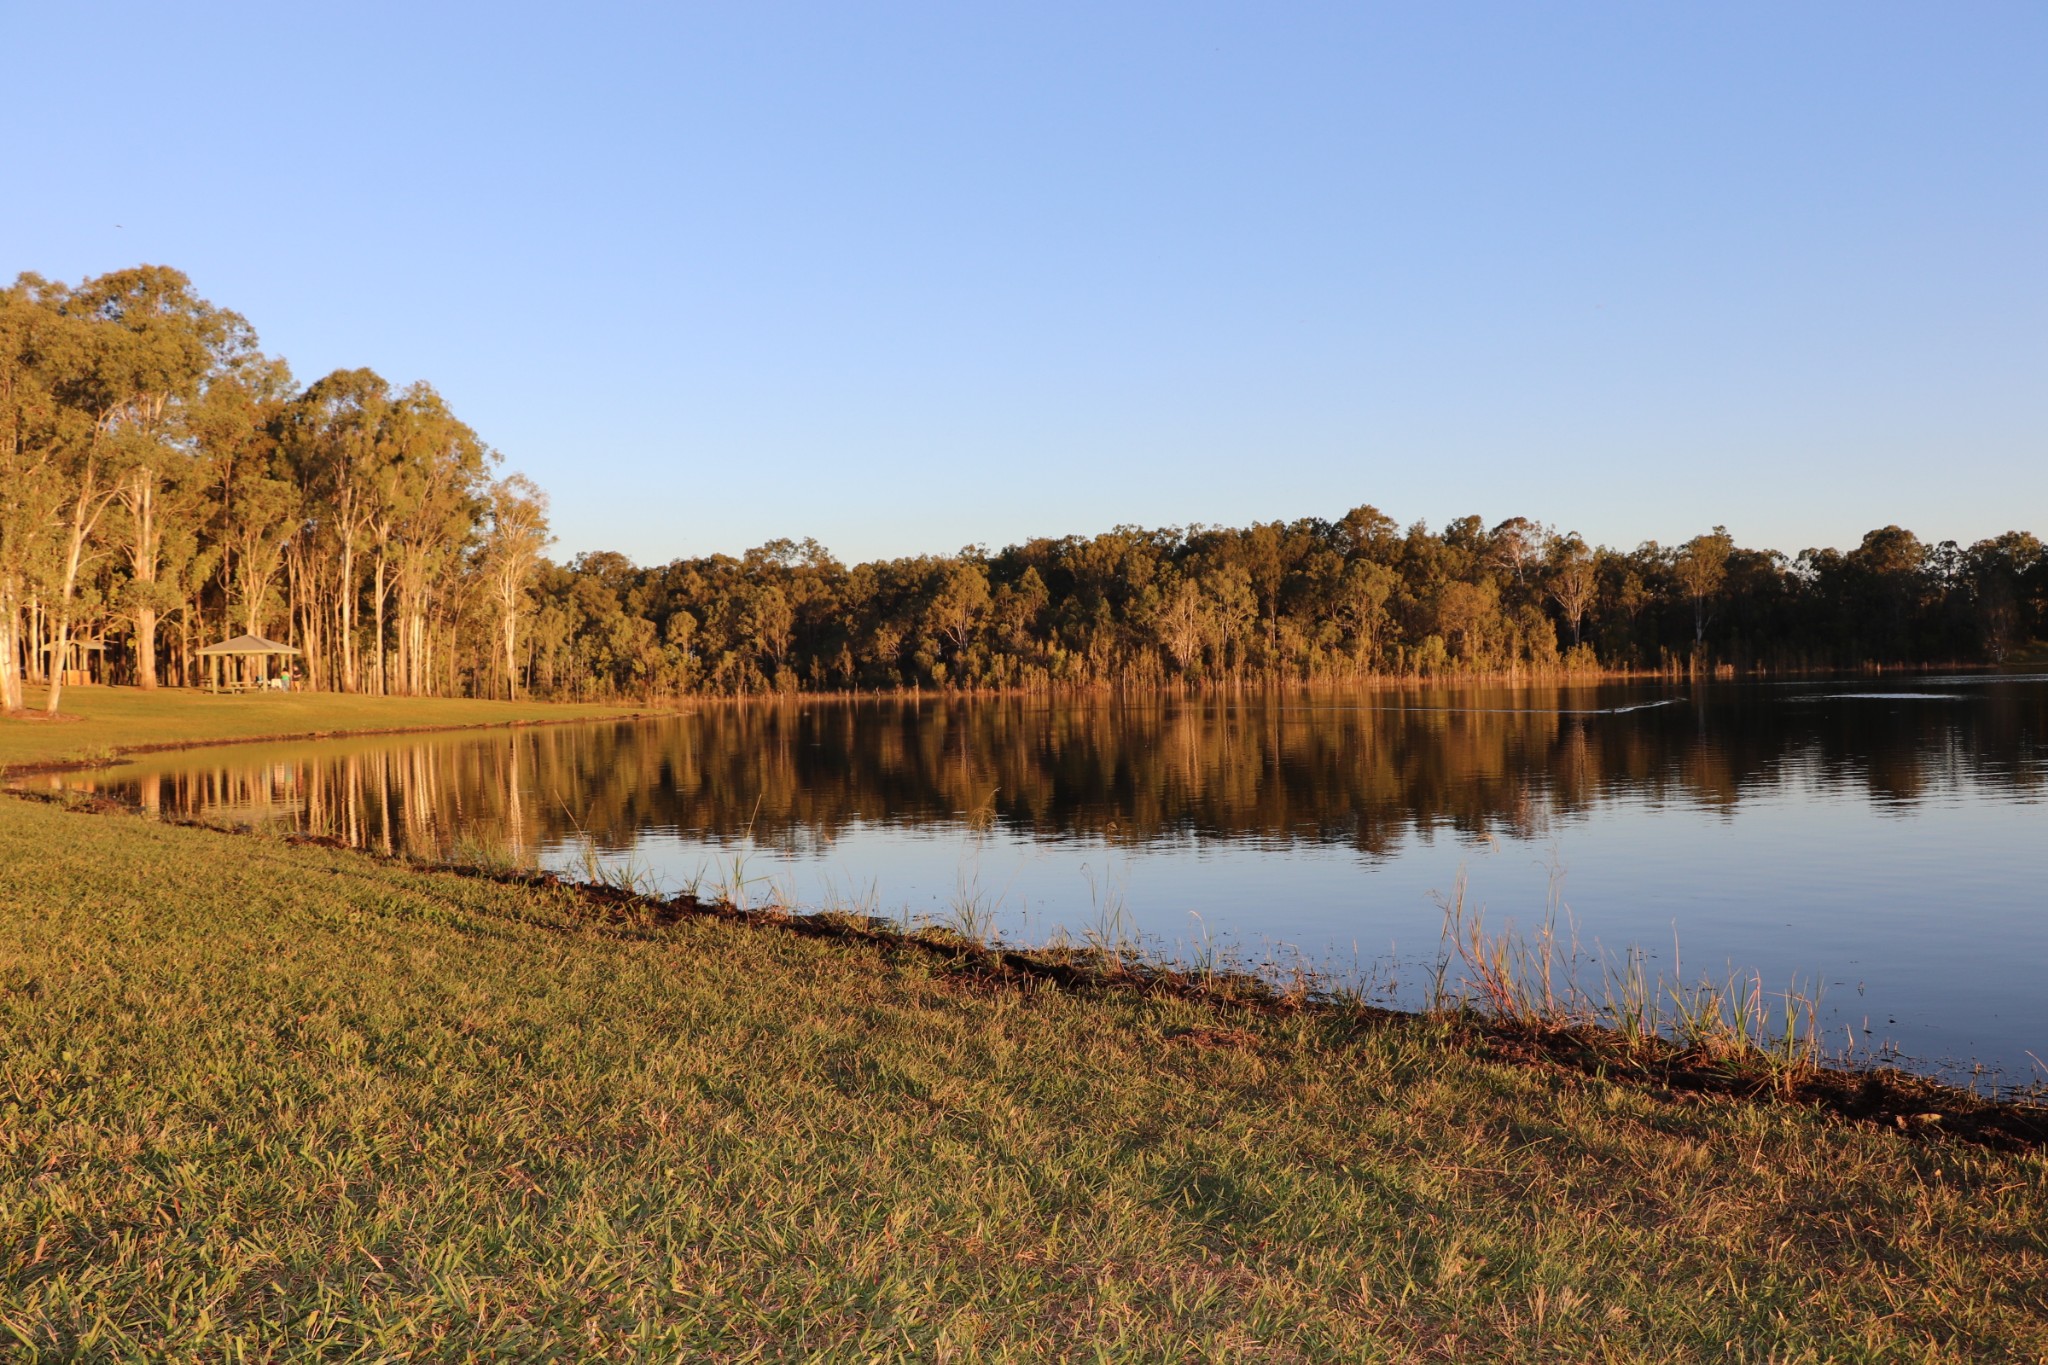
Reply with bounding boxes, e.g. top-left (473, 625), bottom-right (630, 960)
top-left (527, 515), bottom-right (2047, 699)
top-left (7, 265), bottom-right (2045, 709)
top-left (1, 269), bottom-right (545, 708)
